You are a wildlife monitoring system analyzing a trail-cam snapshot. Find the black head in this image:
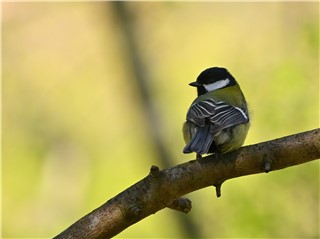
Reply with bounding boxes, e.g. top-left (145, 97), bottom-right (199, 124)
top-left (189, 67), bottom-right (237, 96)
